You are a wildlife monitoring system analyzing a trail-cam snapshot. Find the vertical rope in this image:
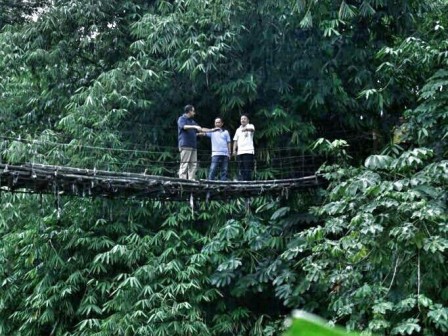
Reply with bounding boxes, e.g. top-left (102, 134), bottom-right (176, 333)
top-left (190, 193), bottom-right (195, 218)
